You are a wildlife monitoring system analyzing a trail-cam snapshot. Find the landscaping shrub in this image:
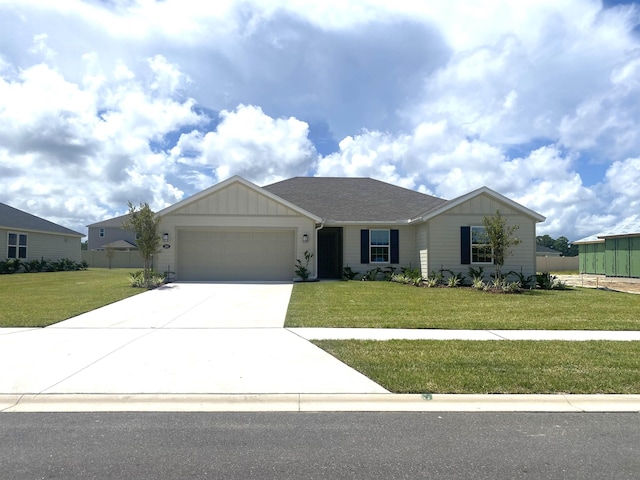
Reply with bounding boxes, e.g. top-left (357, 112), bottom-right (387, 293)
top-left (342, 265), bottom-right (358, 280)
top-left (0, 258), bottom-right (88, 274)
top-left (0, 259), bottom-right (21, 274)
top-left (536, 272), bottom-right (569, 290)
top-left (294, 250), bottom-right (313, 281)
top-left (129, 270), bottom-right (166, 288)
